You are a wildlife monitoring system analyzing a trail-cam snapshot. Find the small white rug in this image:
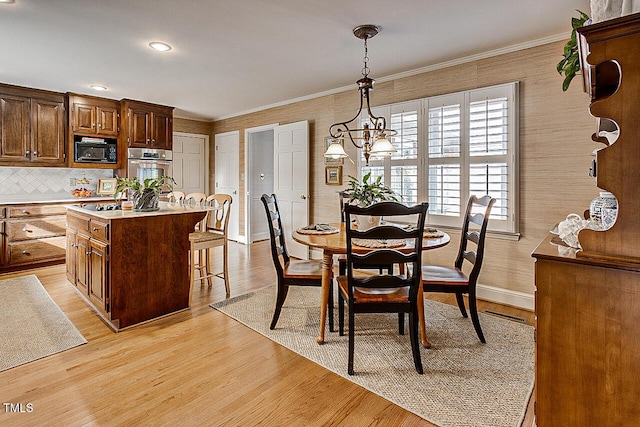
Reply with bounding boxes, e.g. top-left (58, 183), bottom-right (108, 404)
top-left (212, 286), bottom-right (534, 427)
top-left (0, 275), bottom-right (86, 372)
